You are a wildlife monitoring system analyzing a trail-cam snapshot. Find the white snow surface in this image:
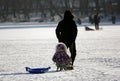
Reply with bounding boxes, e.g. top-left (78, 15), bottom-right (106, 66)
top-left (0, 23), bottom-right (120, 81)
